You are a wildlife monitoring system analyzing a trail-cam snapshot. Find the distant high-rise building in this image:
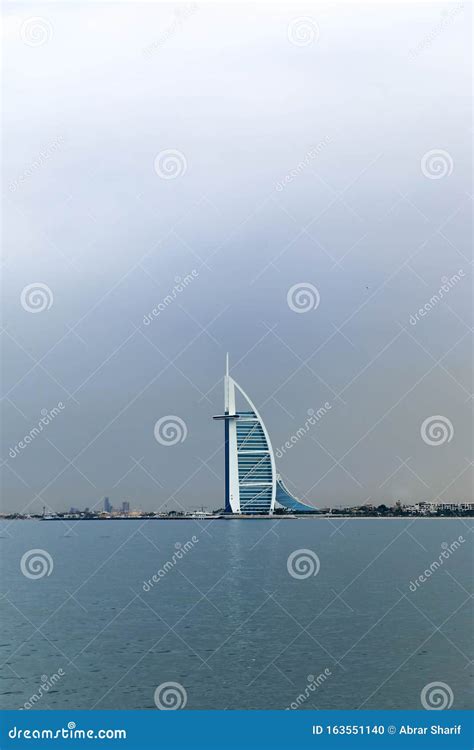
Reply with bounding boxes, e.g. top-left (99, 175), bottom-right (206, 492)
top-left (213, 355), bottom-right (315, 515)
top-left (122, 501), bottom-right (130, 513)
top-left (103, 497), bottom-right (112, 513)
